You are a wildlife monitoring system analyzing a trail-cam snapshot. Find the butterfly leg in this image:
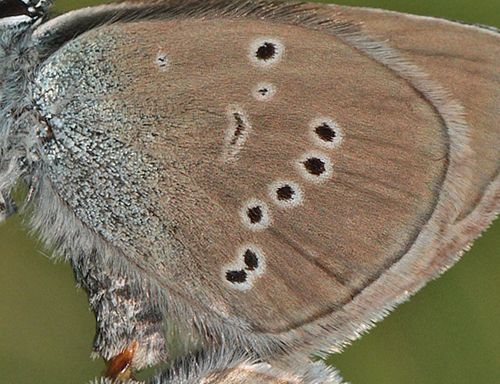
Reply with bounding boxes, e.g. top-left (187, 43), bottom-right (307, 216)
top-left (70, 252), bottom-right (167, 380)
